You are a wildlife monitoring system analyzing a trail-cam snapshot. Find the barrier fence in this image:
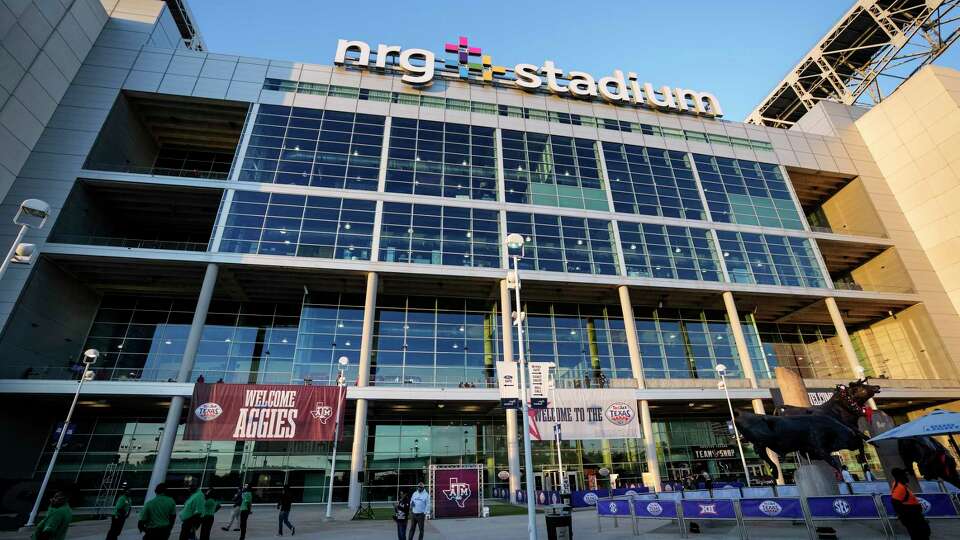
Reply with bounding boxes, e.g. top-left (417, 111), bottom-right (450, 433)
top-left (595, 491), bottom-right (960, 539)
